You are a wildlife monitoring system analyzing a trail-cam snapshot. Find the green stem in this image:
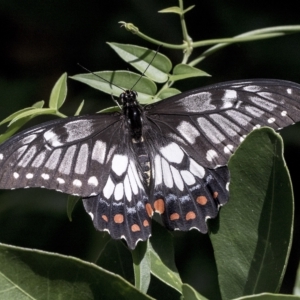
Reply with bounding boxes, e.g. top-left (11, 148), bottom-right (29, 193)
top-left (189, 25), bottom-right (300, 66)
